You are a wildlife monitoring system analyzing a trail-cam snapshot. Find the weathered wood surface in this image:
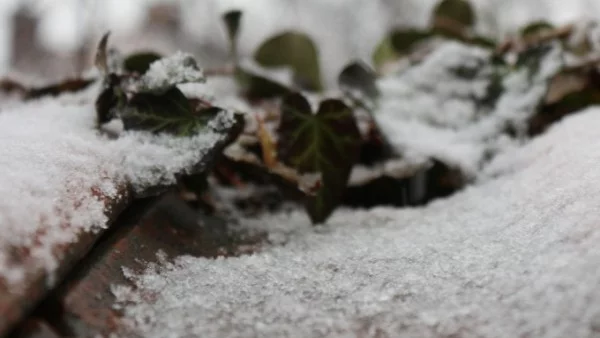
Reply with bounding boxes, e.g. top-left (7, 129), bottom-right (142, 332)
top-left (0, 185), bottom-right (132, 338)
top-left (9, 194), bottom-right (264, 338)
